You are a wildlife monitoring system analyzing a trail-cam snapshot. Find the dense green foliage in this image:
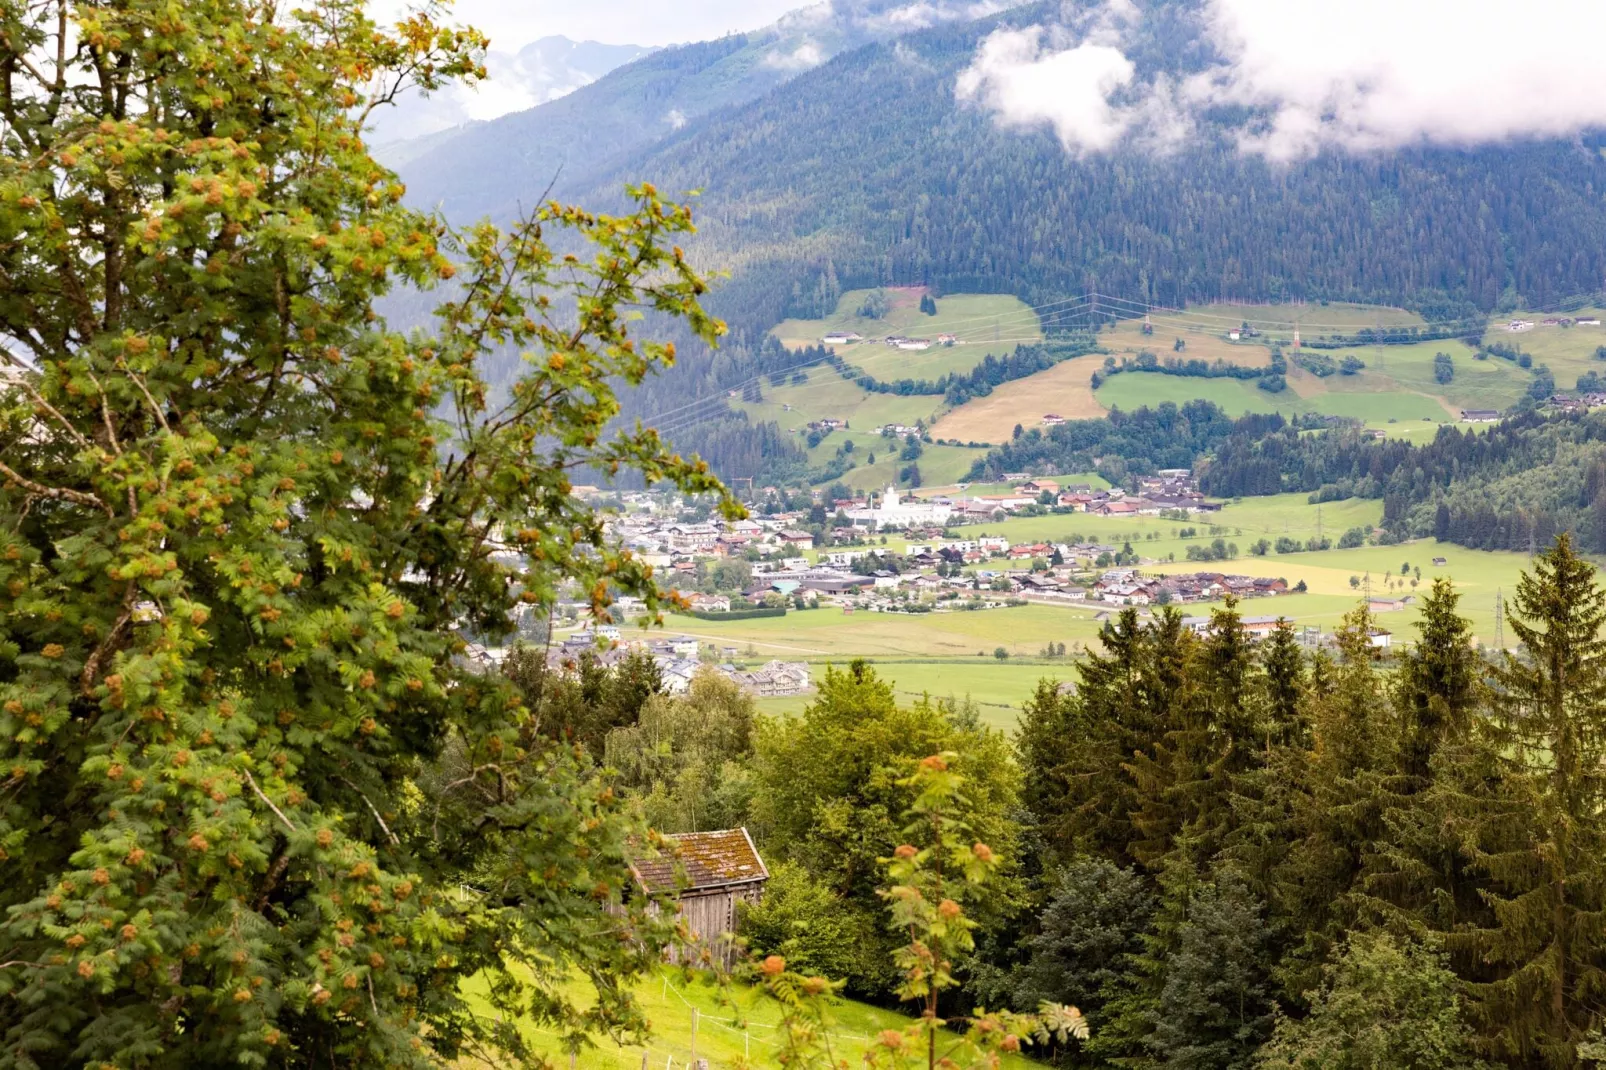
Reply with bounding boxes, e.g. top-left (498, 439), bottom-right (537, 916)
top-left (0, 0), bottom-right (739, 1062)
top-left (967, 401), bottom-right (1291, 485)
top-left (1201, 410), bottom-right (1606, 552)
